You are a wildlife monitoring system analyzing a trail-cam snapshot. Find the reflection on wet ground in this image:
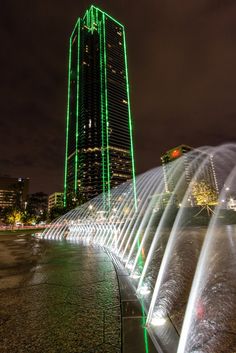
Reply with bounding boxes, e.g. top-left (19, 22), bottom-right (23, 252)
top-left (0, 234), bottom-right (121, 353)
